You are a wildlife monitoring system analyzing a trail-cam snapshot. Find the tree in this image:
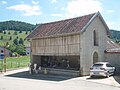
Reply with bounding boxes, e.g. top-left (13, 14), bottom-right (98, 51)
top-left (0, 20), bottom-right (35, 32)
top-left (19, 38), bottom-right (24, 45)
top-left (3, 31), bottom-right (6, 34)
top-left (19, 30), bottom-right (22, 33)
top-left (15, 45), bottom-right (26, 55)
top-left (13, 38), bottom-right (18, 45)
top-left (8, 32), bottom-right (11, 35)
top-left (6, 42), bottom-right (9, 46)
top-left (0, 30), bottom-right (3, 33)
top-left (7, 45), bottom-right (16, 52)
top-left (9, 36), bottom-right (12, 40)
top-left (25, 31), bottom-right (28, 34)
top-left (14, 31), bottom-right (17, 35)
top-left (8, 44), bottom-right (26, 55)
top-left (16, 36), bottom-right (19, 39)
top-left (1, 36), bottom-right (3, 40)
